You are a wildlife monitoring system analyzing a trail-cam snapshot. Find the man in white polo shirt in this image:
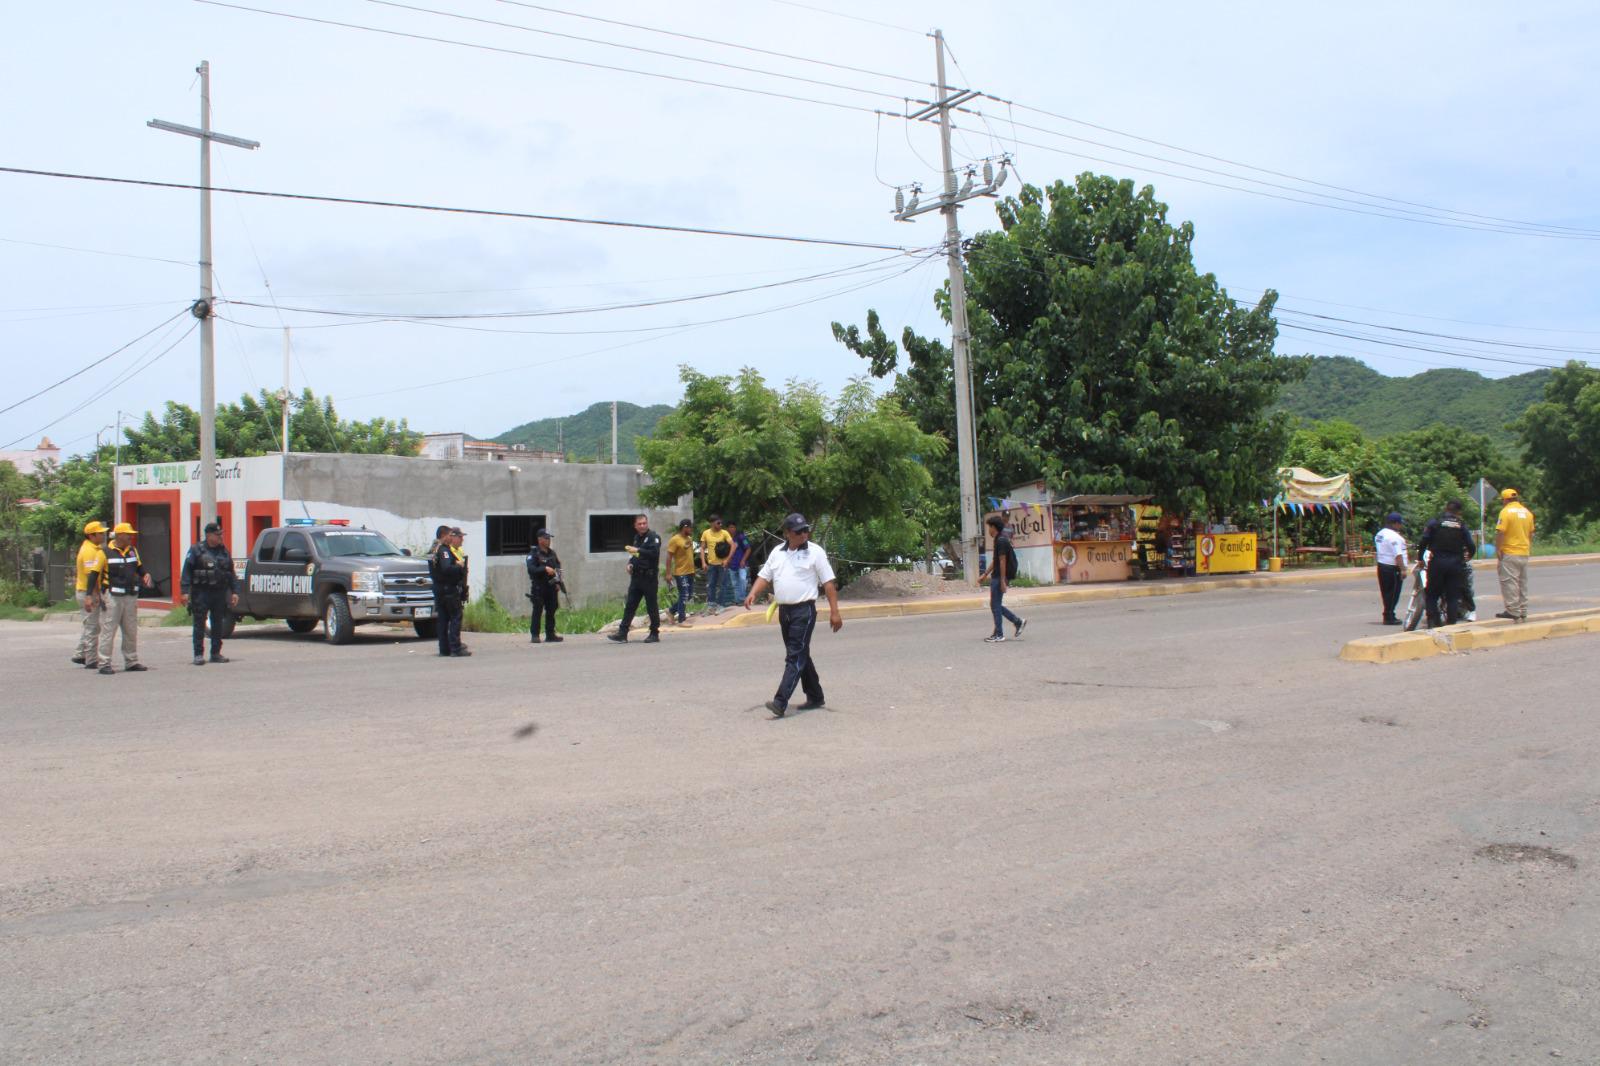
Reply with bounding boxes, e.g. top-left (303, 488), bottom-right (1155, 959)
top-left (744, 512), bottom-right (843, 718)
top-left (1373, 511), bottom-right (1410, 626)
